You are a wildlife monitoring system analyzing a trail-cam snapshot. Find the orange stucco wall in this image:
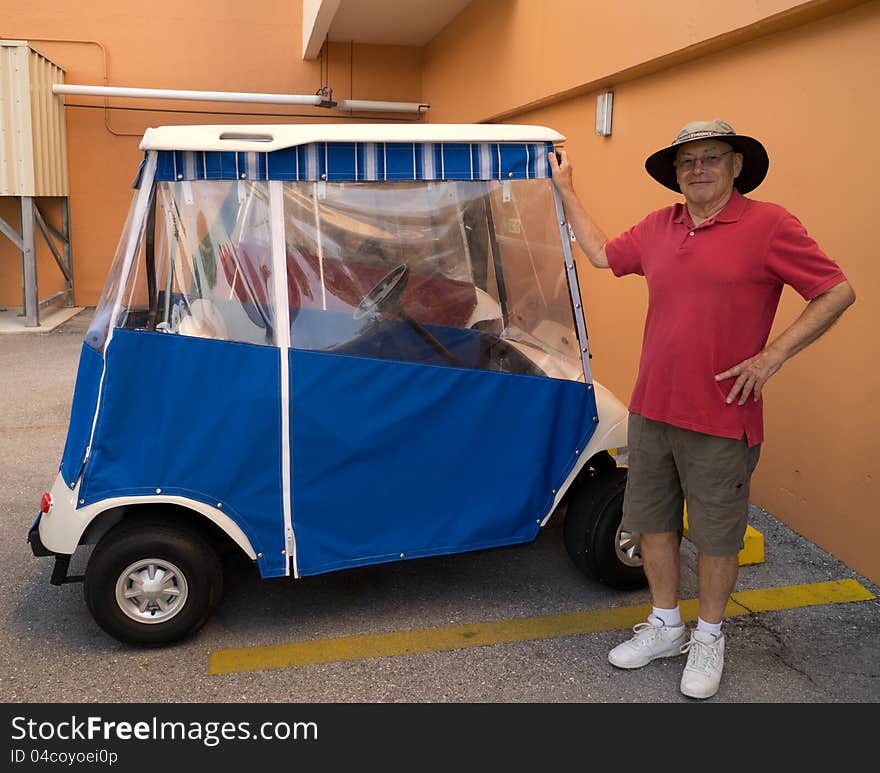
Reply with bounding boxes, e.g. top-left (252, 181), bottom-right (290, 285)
top-left (424, 0), bottom-right (879, 582)
top-left (1, 1), bottom-right (876, 582)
